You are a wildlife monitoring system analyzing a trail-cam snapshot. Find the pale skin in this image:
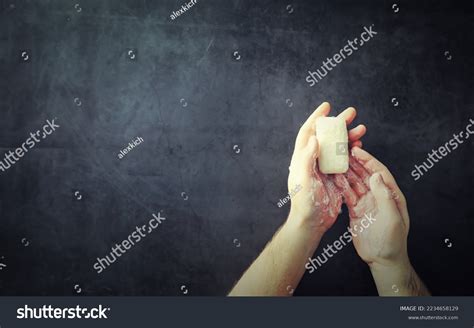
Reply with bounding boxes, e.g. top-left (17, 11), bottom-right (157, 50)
top-left (337, 147), bottom-right (430, 296)
top-left (228, 102), bottom-right (429, 296)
